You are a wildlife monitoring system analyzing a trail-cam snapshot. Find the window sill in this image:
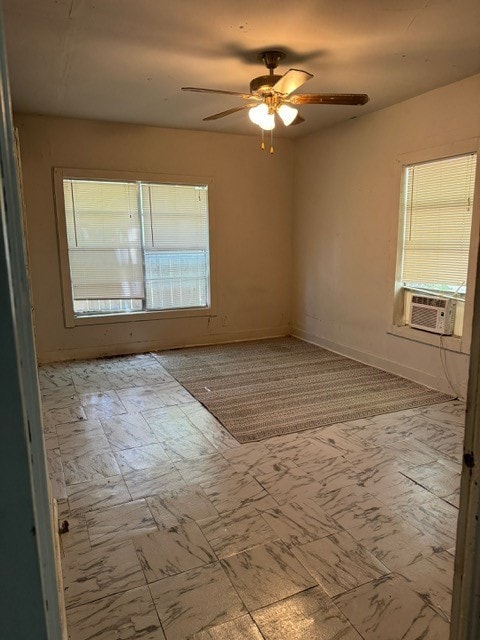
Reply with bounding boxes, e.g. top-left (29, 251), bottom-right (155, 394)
top-left (387, 324), bottom-right (469, 355)
top-left (67, 306), bottom-right (214, 327)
